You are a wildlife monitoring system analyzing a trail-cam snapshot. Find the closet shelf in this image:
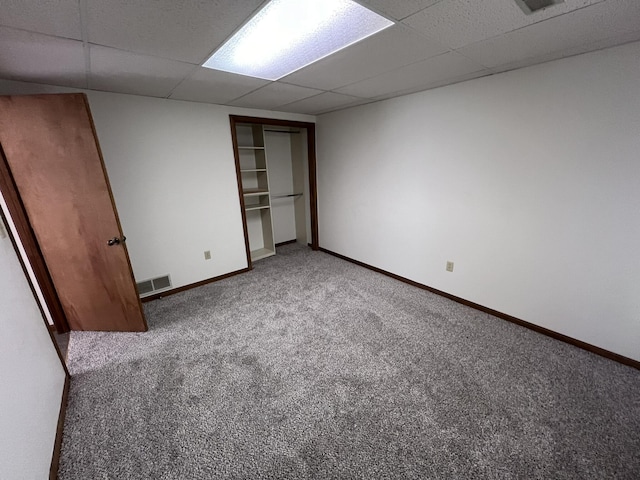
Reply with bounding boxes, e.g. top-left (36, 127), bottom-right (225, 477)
top-left (243, 188), bottom-right (269, 196)
top-left (245, 204), bottom-right (270, 211)
top-left (234, 122), bottom-right (275, 263)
